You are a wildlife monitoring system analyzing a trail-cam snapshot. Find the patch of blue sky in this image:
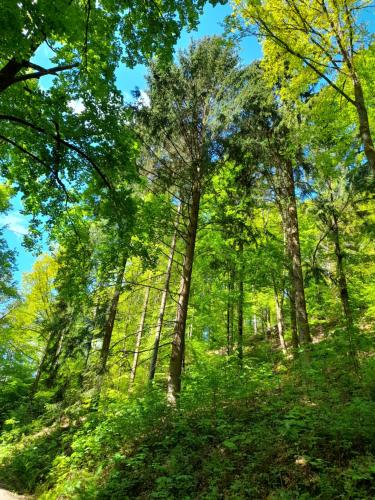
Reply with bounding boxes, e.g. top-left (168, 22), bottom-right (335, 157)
top-left (0, 193), bottom-right (34, 284)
